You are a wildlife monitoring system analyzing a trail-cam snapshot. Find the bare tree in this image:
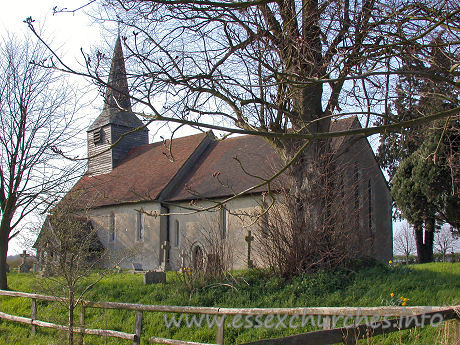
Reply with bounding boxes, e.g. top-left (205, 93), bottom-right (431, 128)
top-left (434, 225), bottom-right (459, 262)
top-left (26, 0), bottom-right (460, 273)
top-left (255, 158), bottom-right (366, 277)
top-left (0, 34), bottom-right (81, 289)
top-left (179, 211), bottom-right (235, 292)
top-left (35, 190), bottom-right (130, 345)
top-left (394, 223), bottom-right (416, 264)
